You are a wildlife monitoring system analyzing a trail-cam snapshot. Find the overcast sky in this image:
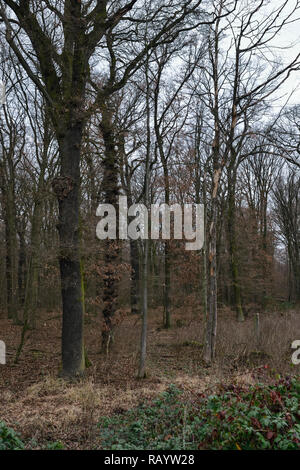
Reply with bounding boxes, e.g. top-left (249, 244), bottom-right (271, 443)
top-left (268, 0), bottom-right (300, 107)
